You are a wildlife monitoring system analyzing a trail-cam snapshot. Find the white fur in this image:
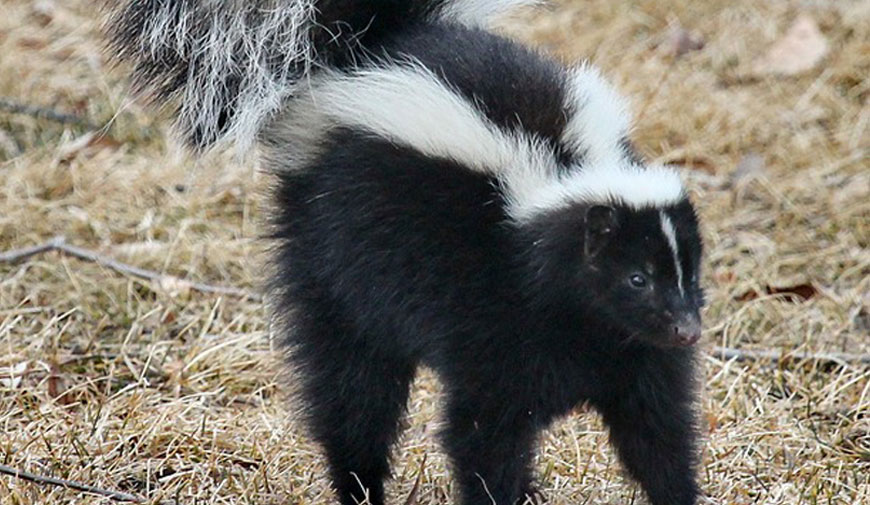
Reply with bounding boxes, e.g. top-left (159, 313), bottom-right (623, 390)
top-left (436, 0), bottom-right (541, 27)
top-left (116, 0), bottom-right (539, 149)
top-left (122, 0), bottom-right (316, 150)
top-left (562, 63), bottom-right (632, 164)
top-left (113, 0), bottom-right (540, 150)
top-left (289, 62), bottom-right (685, 220)
top-left (660, 212), bottom-right (685, 298)
top-left (306, 64), bottom-right (558, 209)
top-left (511, 163), bottom-right (685, 220)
